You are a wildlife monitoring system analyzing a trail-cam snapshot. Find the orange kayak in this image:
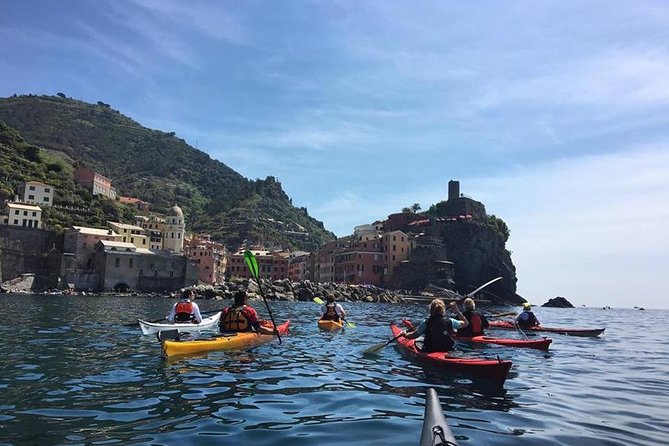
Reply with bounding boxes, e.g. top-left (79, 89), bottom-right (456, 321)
top-left (318, 319), bottom-right (344, 331)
